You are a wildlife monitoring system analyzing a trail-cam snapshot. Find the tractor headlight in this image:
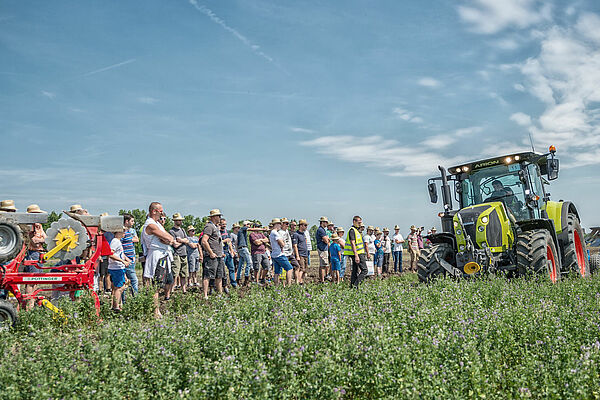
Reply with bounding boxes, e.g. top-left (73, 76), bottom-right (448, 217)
top-left (478, 226), bottom-right (485, 232)
top-left (505, 157), bottom-right (512, 164)
top-left (481, 216), bottom-right (488, 224)
top-left (456, 229), bottom-right (463, 235)
top-left (515, 155), bottom-right (521, 161)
